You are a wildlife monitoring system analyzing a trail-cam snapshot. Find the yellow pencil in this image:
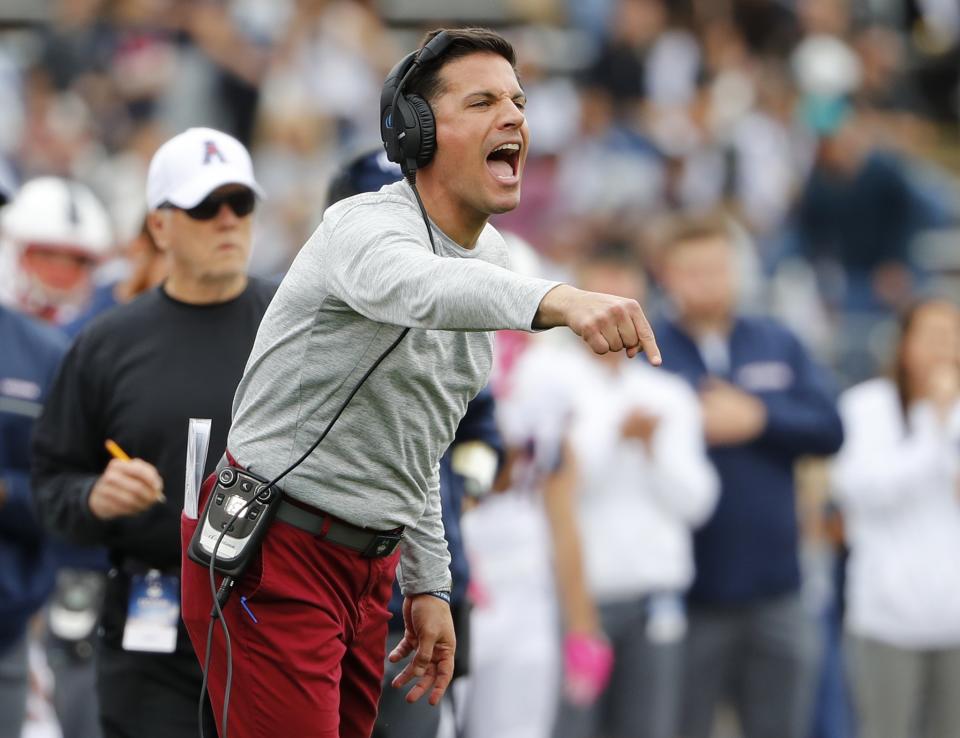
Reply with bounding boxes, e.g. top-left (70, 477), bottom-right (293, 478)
top-left (104, 439), bottom-right (131, 461)
top-left (104, 439), bottom-right (166, 502)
